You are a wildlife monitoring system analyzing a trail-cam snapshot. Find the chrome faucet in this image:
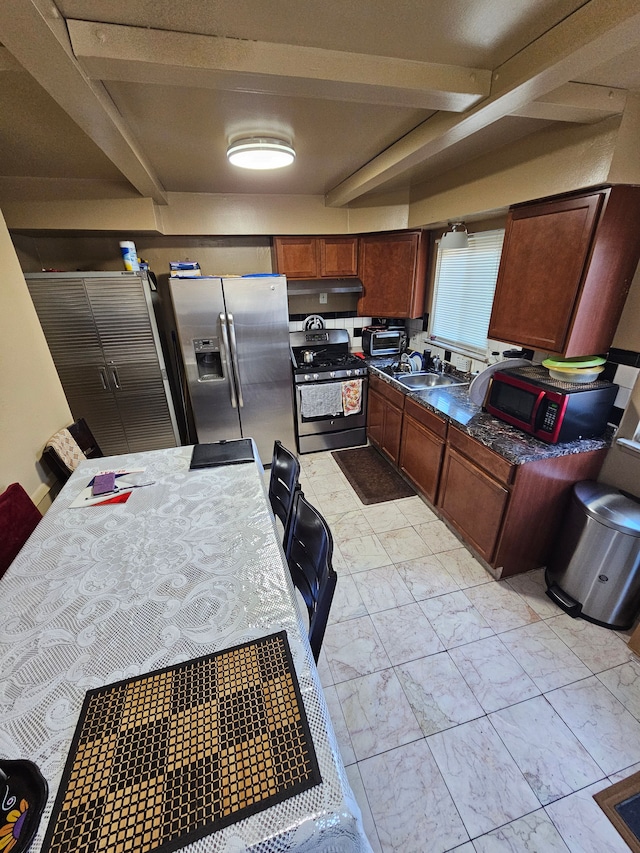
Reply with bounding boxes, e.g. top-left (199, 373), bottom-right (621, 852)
top-left (432, 355), bottom-right (443, 373)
